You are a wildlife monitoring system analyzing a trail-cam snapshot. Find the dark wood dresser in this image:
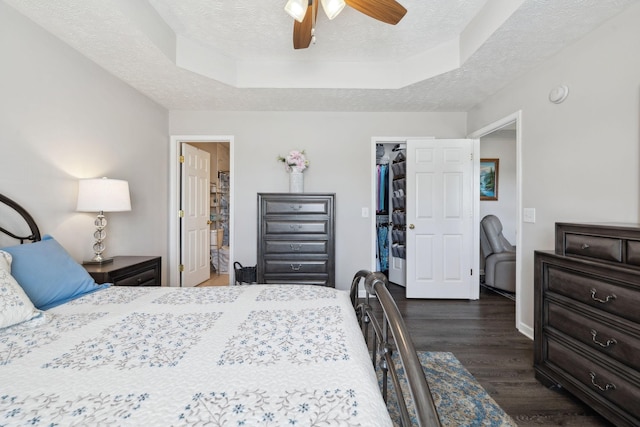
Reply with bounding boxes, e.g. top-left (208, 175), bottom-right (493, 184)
top-left (84, 256), bottom-right (161, 286)
top-left (534, 223), bottom-right (640, 426)
top-left (257, 193), bottom-right (335, 287)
